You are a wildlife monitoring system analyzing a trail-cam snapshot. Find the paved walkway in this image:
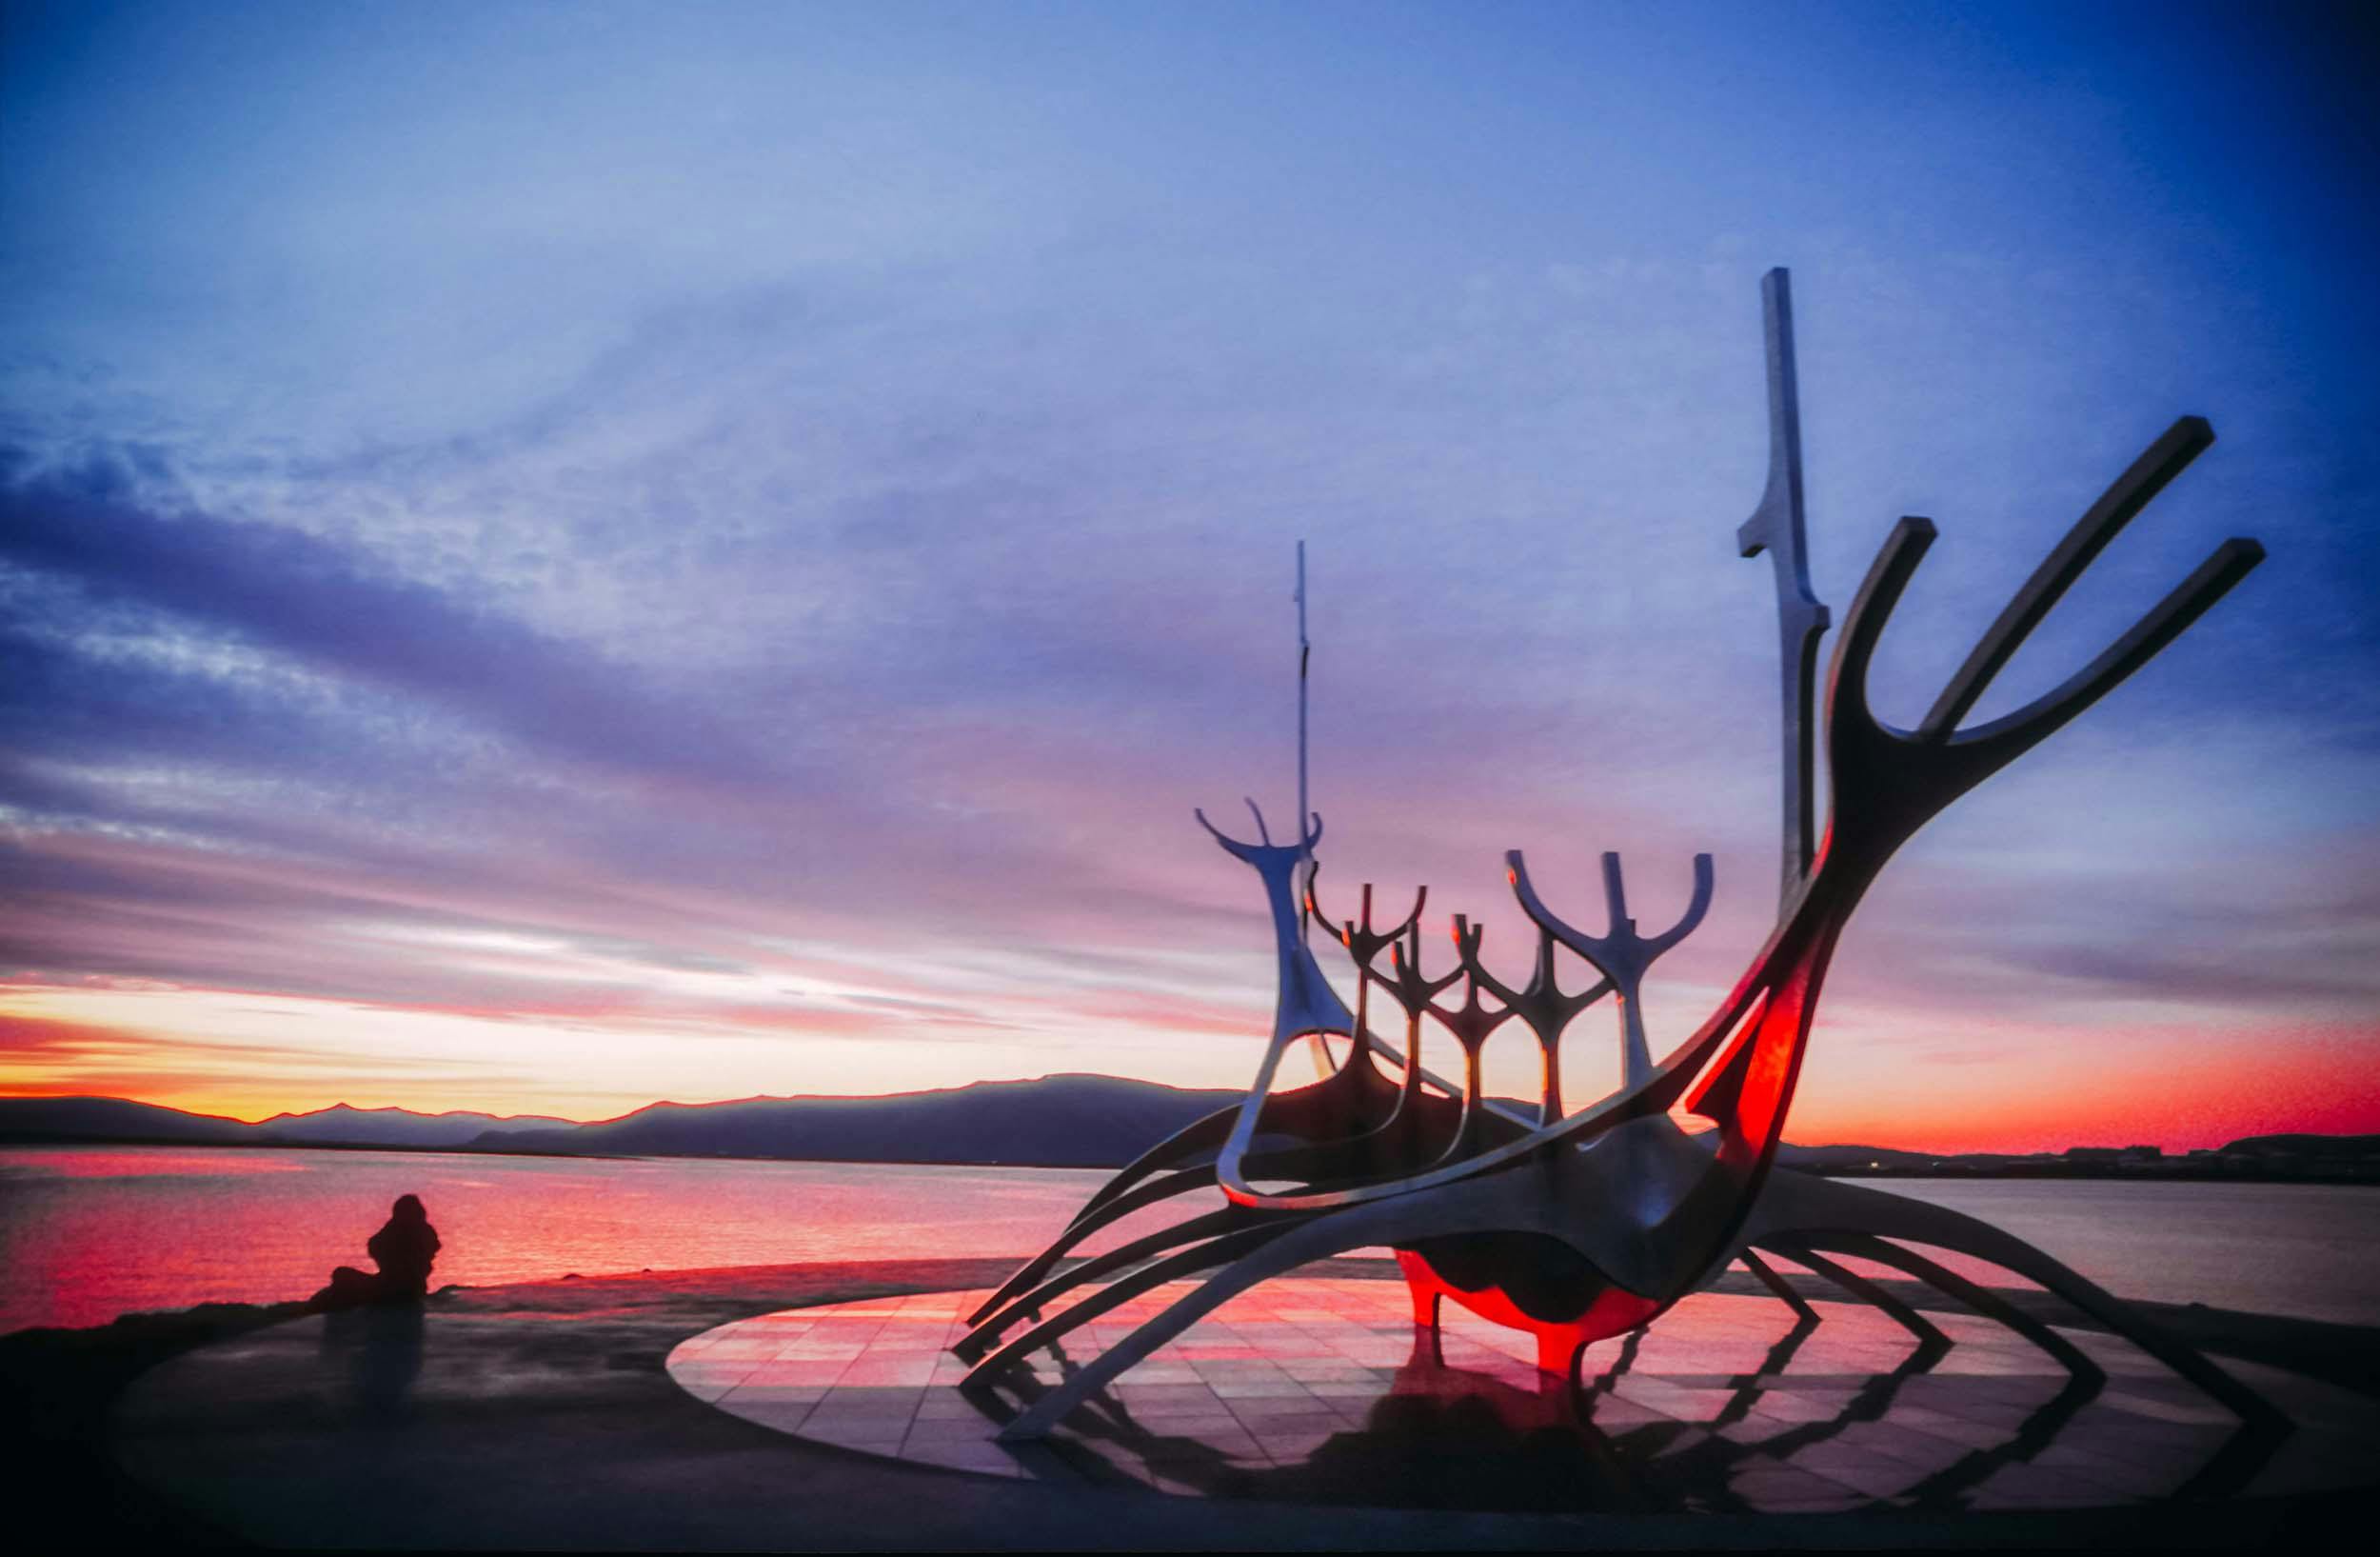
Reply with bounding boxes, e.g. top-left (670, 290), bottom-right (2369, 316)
top-left (109, 1259), bottom-right (2373, 1549)
top-left (678, 1279), bottom-right (2377, 1513)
